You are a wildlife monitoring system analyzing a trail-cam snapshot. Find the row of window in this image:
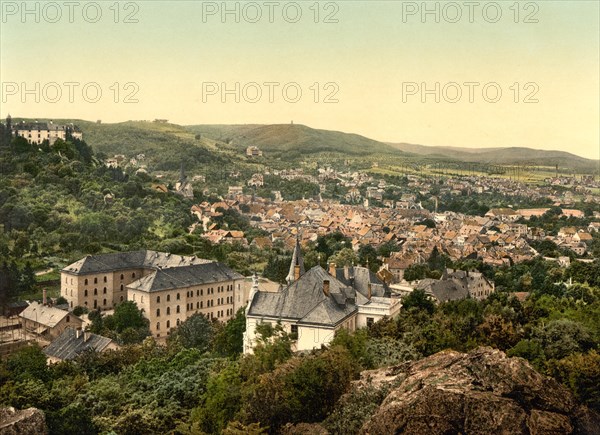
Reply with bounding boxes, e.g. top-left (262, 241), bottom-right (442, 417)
top-left (83, 288), bottom-right (108, 297)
